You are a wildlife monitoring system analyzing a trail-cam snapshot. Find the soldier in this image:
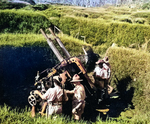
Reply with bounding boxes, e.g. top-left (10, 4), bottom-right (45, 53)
top-left (93, 57), bottom-right (113, 98)
top-left (66, 74), bottom-right (86, 121)
top-left (34, 75), bottom-right (68, 117)
top-left (32, 71), bottom-right (68, 117)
